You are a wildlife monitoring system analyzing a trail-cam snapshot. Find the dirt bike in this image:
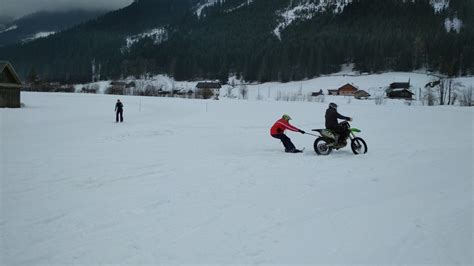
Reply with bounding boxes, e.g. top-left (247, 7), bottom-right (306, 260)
top-left (311, 121), bottom-right (367, 155)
